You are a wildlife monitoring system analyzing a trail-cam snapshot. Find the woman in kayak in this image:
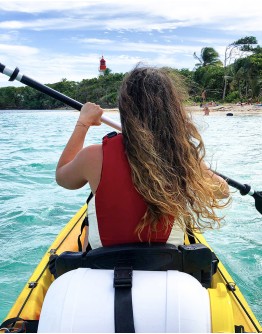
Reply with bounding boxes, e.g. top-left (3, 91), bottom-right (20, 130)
top-left (56, 66), bottom-right (230, 250)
